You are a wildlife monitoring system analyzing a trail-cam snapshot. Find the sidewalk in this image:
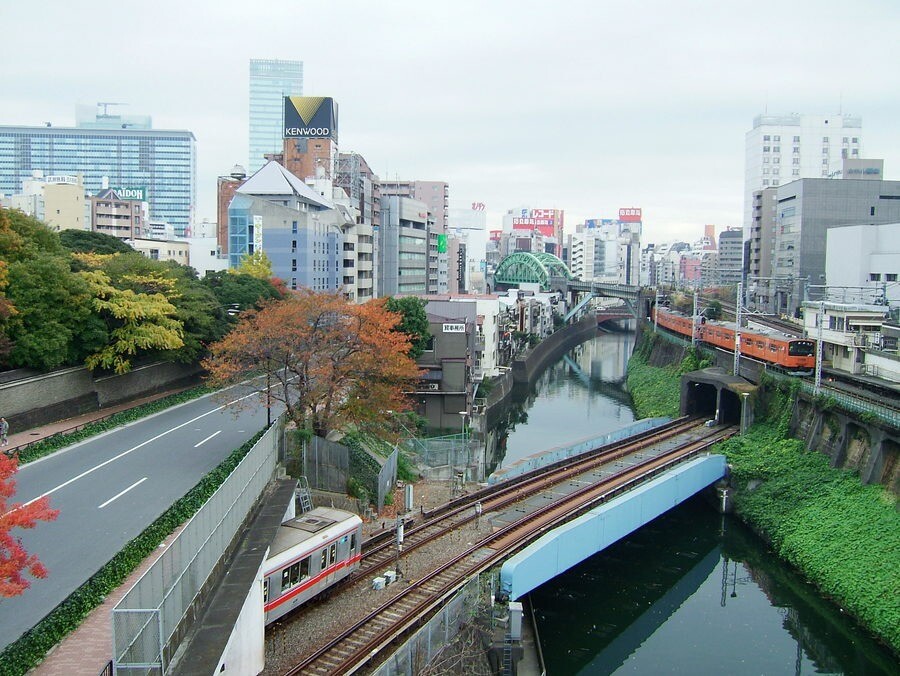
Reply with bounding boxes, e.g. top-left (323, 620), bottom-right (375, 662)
top-left (5, 388), bottom-right (193, 674)
top-left (5, 386), bottom-right (195, 457)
